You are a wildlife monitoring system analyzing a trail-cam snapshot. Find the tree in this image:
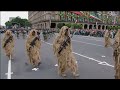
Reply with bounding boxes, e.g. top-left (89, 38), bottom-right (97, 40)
top-left (5, 16), bottom-right (31, 28)
top-left (5, 21), bottom-right (12, 28)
